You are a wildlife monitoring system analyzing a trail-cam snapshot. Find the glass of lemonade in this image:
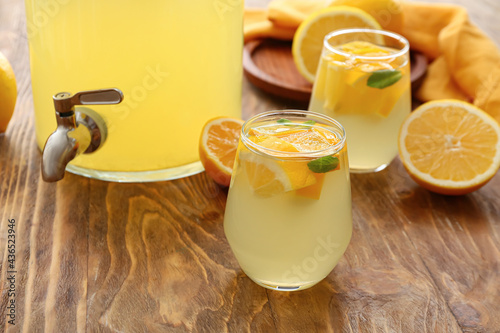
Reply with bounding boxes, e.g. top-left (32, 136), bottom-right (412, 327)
top-left (224, 110), bottom-right (352, 291)
top-left (309, 28), bottom-right (411, 173)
